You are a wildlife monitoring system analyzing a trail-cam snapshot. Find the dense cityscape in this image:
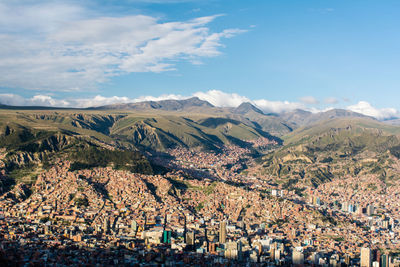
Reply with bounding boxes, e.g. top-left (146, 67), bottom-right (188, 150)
top-left (1, 137), bottom-right (400, 266)
top-left (2, 0), bottom-right (400, 266)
